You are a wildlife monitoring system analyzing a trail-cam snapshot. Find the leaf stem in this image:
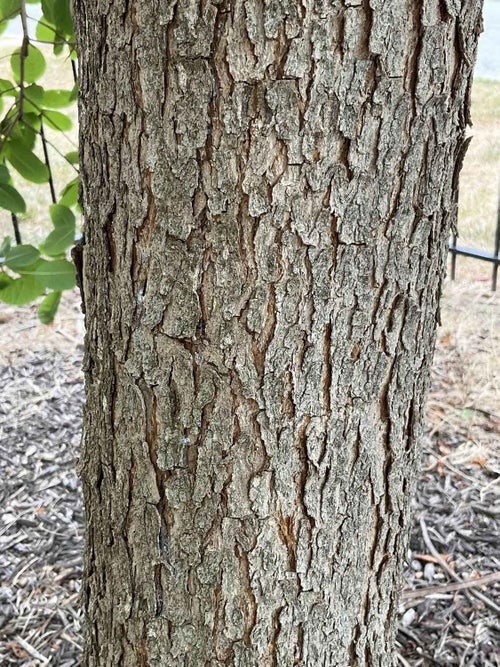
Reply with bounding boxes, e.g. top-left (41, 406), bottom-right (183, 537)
top-left (20, 116), bottom-right (79, 170)
top-left (40, 120), bottom-right (57, 203)
top-left (26, 15), bottom-right (70, 46)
